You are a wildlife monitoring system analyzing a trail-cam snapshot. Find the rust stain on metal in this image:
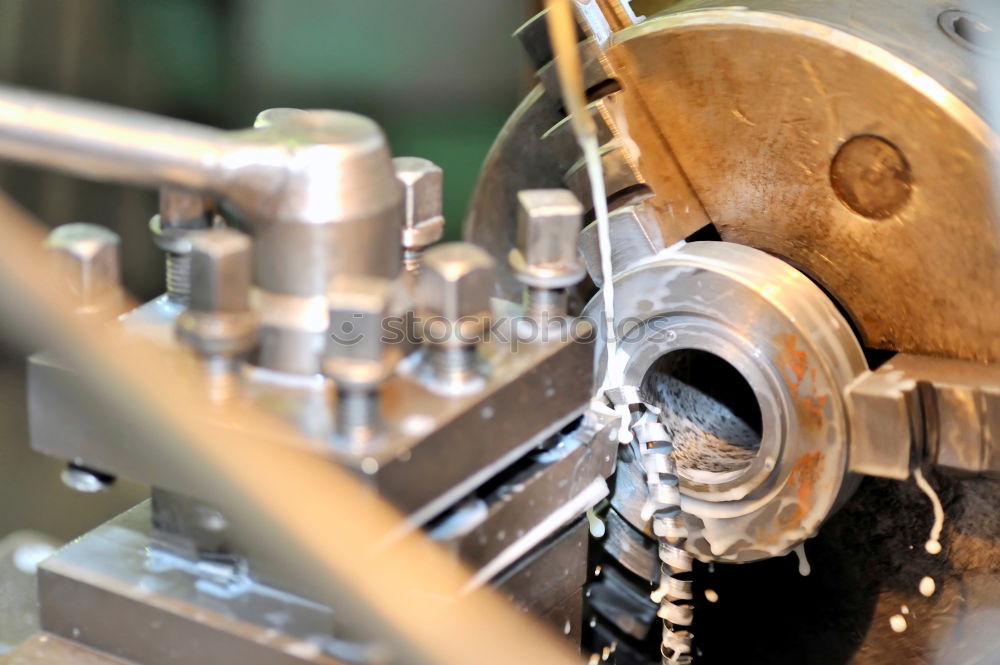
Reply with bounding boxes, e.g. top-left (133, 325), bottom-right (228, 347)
top-left (775, 333), bottom-right (827, 429)
top-left (782, 451), bottom-right (824, 528)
